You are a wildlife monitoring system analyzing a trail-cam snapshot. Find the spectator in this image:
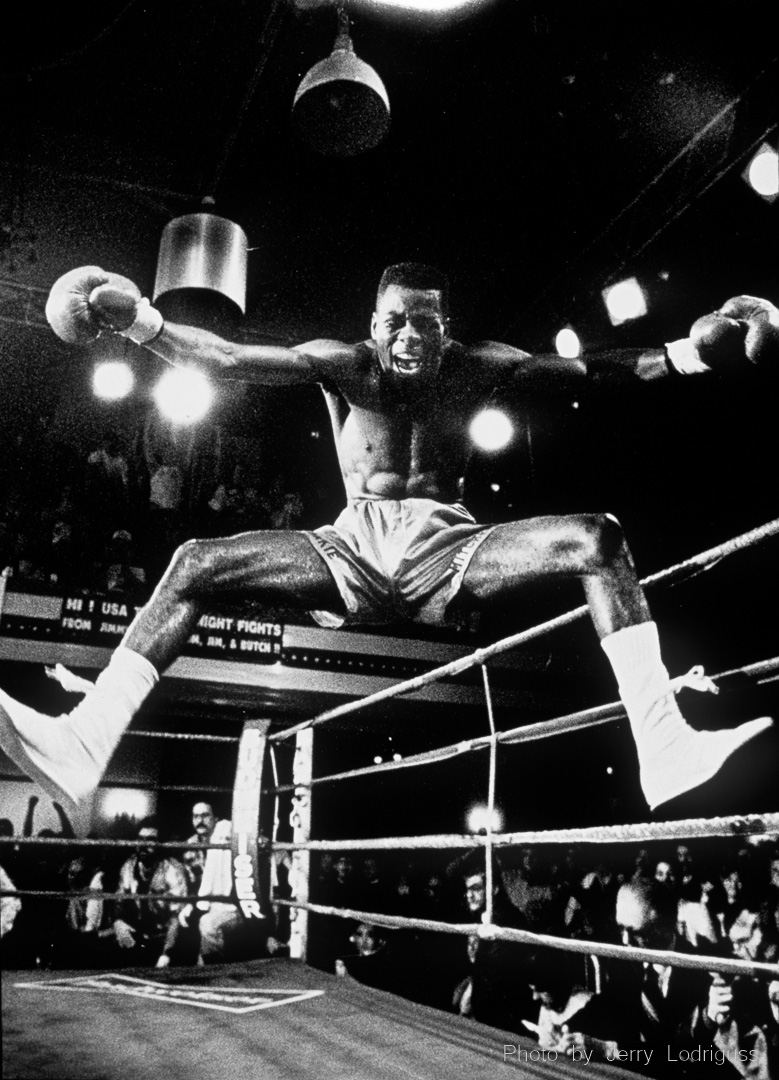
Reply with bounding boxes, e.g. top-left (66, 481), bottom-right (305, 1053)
top-left (336, 922), bottom-right (401, 994)
top-left (102, 530), bottom-right (146, 598)
top-left (179, 801), bottom-right (284, 965)
top-left (450, 856), bottom-right (531, 1032)
top-left (113, 817), bottom-right (191, 968)
top-left (707, 902), bottom-right (779, 1078)
top-left (84, 435), bottom-right (131, 548)
top-left (182, 800), bottom-right (217, 889)
top-left (522, 948), bottom-right (621, 1059)
top-left (50, 854), bottom-right (114, 969)
top-left (611, 877), bottom-right (719, 1074)
top-left (7, 796), bottom-right (74, 968)
top-left (144, 448), bottom-right (183, 582)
